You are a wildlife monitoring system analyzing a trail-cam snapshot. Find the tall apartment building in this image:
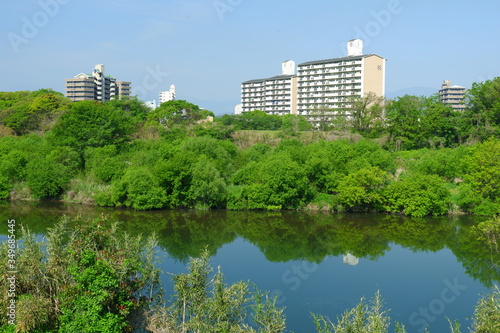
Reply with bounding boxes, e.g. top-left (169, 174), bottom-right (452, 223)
top-left (159, 84), bottom-right (176, 104)
top-left (240, 40), bottom-right (386, 118)
top-left (439, 80), bottom-right (466, 112)
top-left (297, 39), bottom-right (385, 116)
top-left (65, 64), bottom-right (131, 102)
top-left (241, 60), bottom-right (298, 115)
